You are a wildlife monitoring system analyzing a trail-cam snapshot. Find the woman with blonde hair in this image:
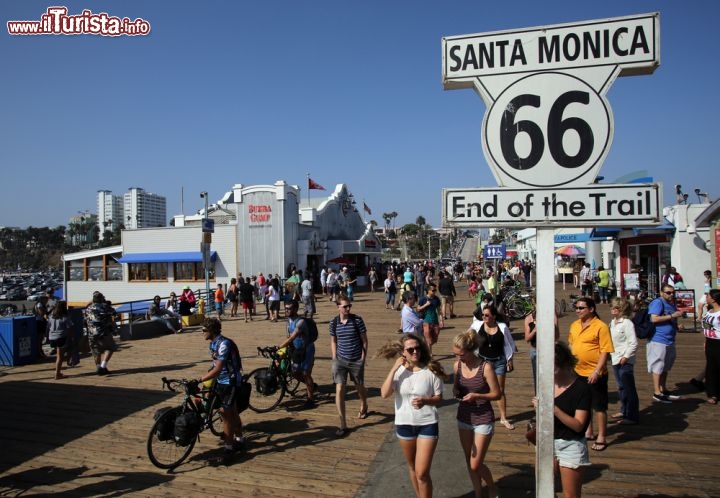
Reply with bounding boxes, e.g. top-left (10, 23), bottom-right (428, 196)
top-left (453, 329), bottom-right (501, 498)
top-left (379, 333), bottom-right (446, 498)
top-left (609, 297), bottom-right (639, 424)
